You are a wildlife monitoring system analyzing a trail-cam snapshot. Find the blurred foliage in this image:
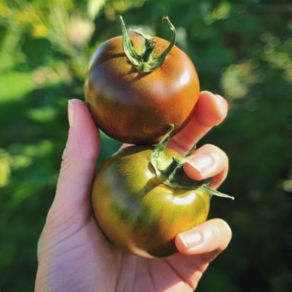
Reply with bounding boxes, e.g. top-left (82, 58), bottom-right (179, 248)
top-left (0, 0), bottom-right (292, 291)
